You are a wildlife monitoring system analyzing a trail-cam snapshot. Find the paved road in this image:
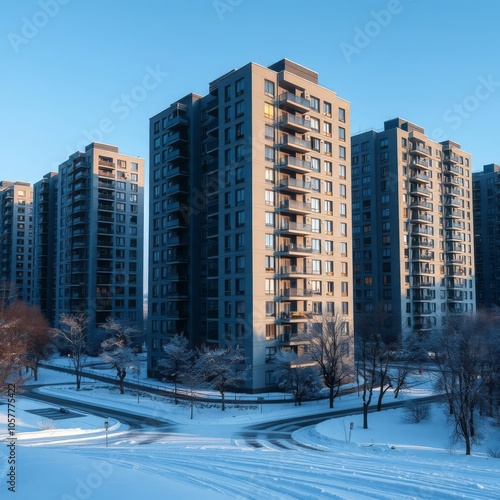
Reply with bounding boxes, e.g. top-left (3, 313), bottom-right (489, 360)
top-left (22, 384), bottom-right (444, 450)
